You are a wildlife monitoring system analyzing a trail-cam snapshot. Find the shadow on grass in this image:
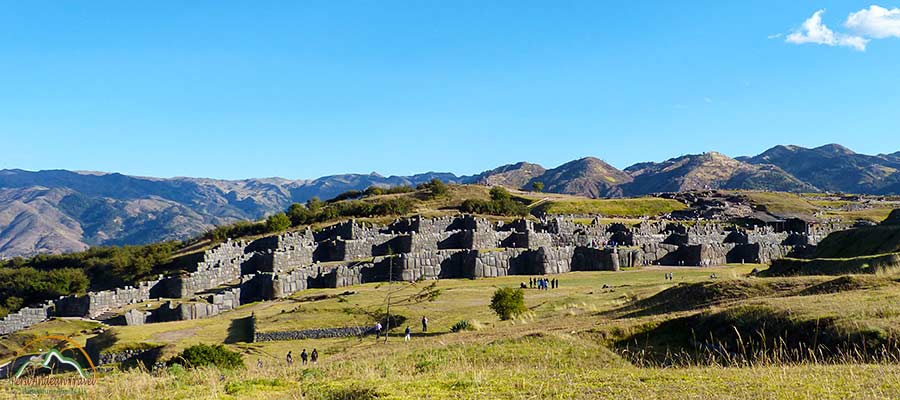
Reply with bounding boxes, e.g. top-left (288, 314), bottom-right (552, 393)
top-left (225, 315), bottom-right (255, 344)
